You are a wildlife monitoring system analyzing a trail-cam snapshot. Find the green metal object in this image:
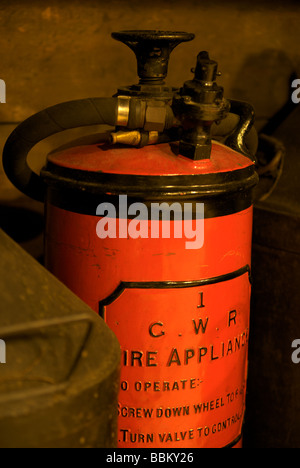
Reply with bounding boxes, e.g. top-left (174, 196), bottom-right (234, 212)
top-left (0, 228), bottom-right (120, 448)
